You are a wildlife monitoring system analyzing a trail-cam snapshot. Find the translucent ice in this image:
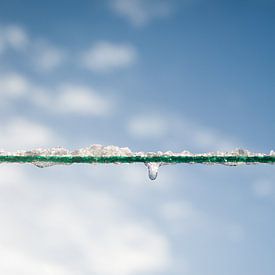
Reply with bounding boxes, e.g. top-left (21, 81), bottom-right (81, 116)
top-left (145, 163), bottom-right (161, 180)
